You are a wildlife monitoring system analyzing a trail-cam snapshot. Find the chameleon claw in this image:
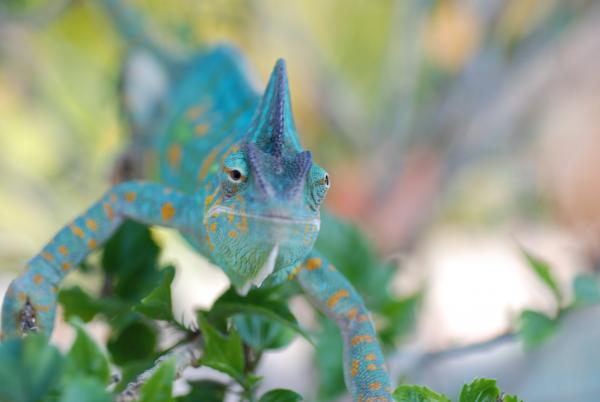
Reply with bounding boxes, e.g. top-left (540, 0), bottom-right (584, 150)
top-left (19, 297), bottom-right (39, 335)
